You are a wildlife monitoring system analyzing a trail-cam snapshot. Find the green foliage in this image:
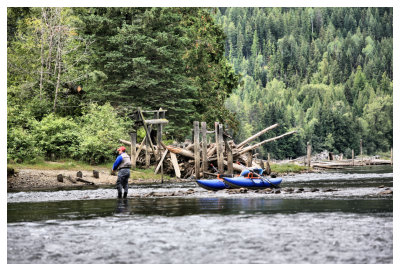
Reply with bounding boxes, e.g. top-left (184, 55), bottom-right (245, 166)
top-left (76, 103), bottom-right (131, 164)
top-left (7, 127), bottom-right (43, 163)
top-left (32, 113), bottom-right (79, 159)
top-left (7, 102), bottom-right (131, 164)
top-left (270, 163), bottom-right (308, 174)
top-left (362, 95), bottom-right (392, 153)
